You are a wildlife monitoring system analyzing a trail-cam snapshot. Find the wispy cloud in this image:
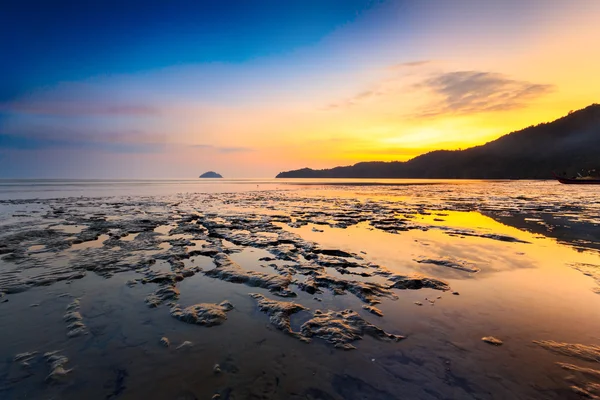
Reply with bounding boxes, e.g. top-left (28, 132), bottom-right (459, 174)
top-left (191, 144), bottom-right (255, 153)
top-left (416, 71), bottom-right (555, 117)
top-left (325, 64), bottom-right (554, 116)
top-left (388, 60), bottom-right (432, 70)
top-left (325, 88), bottom-right (382, 110)
top-left (325, 60), bottom-right (433, 110)
top-left (0, 127), bottom-right (166, 153)
top-left (0, 101), bottom-right (160, 117)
